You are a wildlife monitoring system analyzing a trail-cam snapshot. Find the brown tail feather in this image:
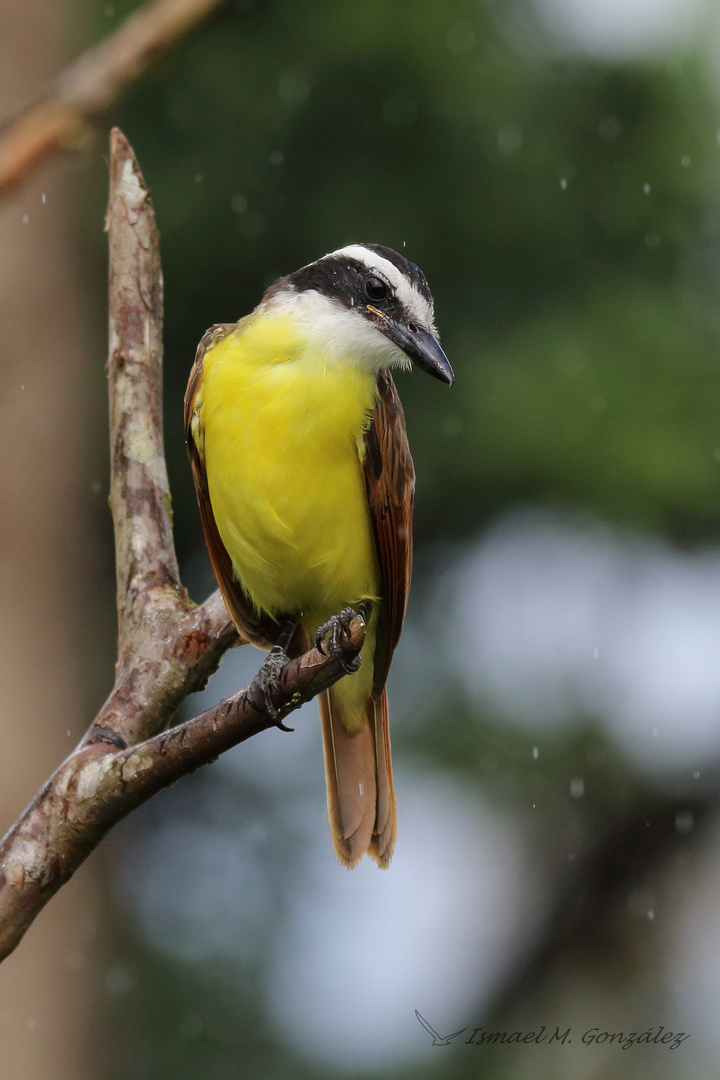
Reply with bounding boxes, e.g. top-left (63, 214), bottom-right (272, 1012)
top-left (319, 686), bottom-right (397, 869)
top-left (367, 689), bottom-right (397, 868)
